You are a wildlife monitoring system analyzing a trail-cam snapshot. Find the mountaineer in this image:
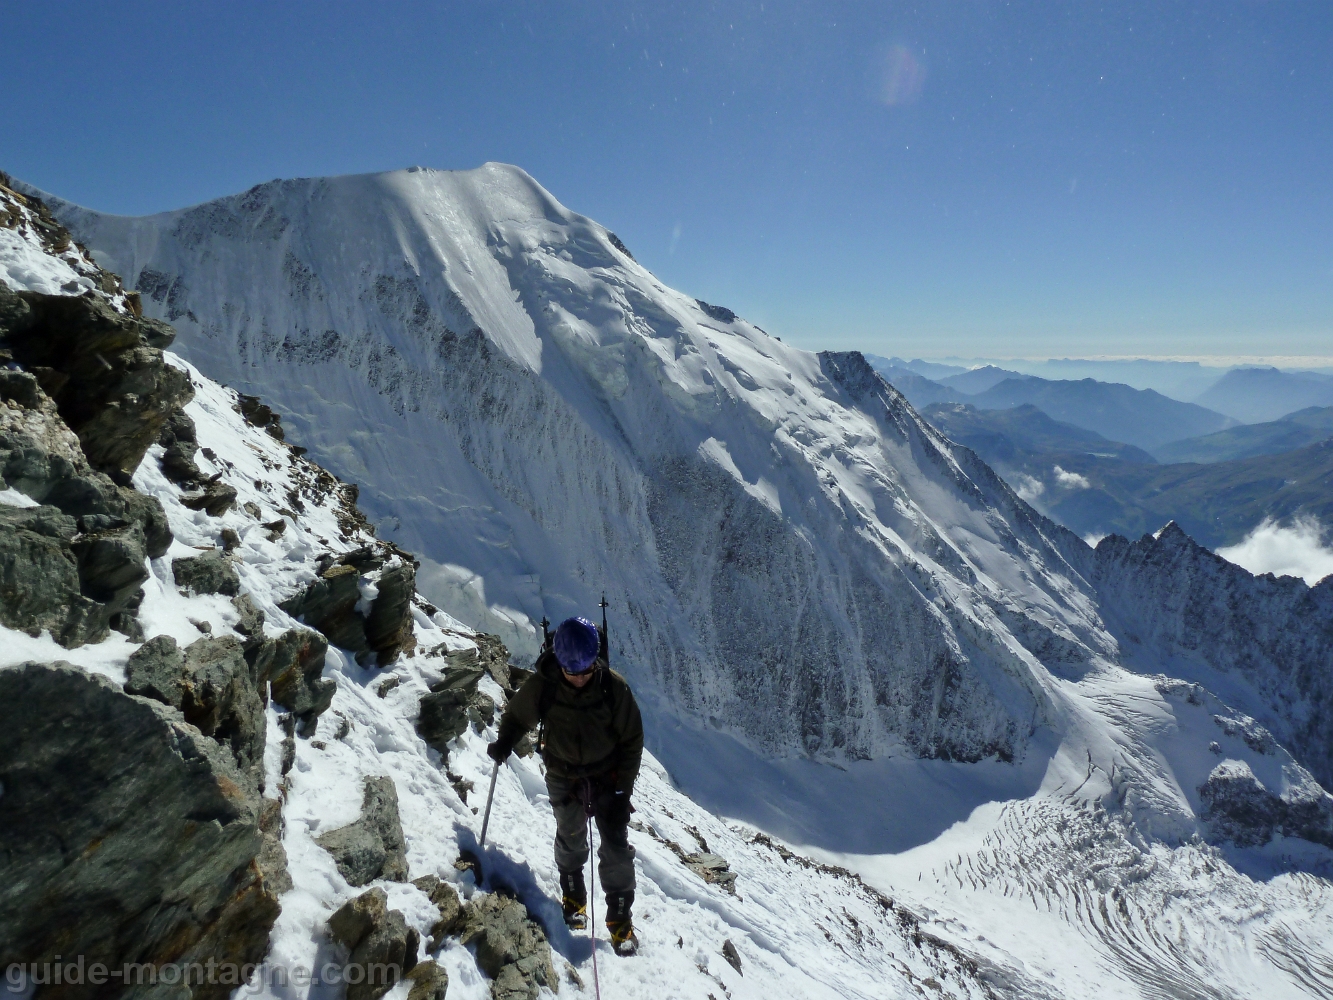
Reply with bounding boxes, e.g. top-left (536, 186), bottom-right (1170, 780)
top-left (488, 615), bottom-right (644, 956)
